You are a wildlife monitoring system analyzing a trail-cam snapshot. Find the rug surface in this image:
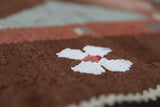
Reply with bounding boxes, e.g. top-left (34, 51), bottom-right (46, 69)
top-left (0, 0), bottom-right (160, 107)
